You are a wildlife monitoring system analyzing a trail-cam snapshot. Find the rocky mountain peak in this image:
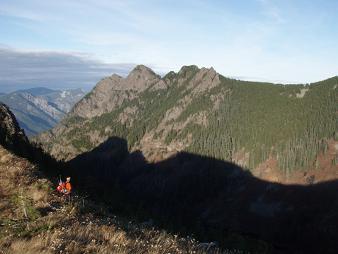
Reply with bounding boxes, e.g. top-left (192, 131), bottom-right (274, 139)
top-left (94, 74), bottom-right (122, 93)
top-left (187, 66), bottom-right (220, 92)
top-left (173, 65), bottom-right (220, 92)
top-left (203, 66), bottom-right (216, 74)
top-left (69, 65), bottom-right (162, 119)
top-left (122, 65), bottom-right (160, 91)
top-left (198, 66), bottom-right (219, 81)
top-left (127, 65), bottom-right (158, 79)
top-left (93, 65), bottom-right (160, 93)
top-left (178, 65), bottom-right (200, 77)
